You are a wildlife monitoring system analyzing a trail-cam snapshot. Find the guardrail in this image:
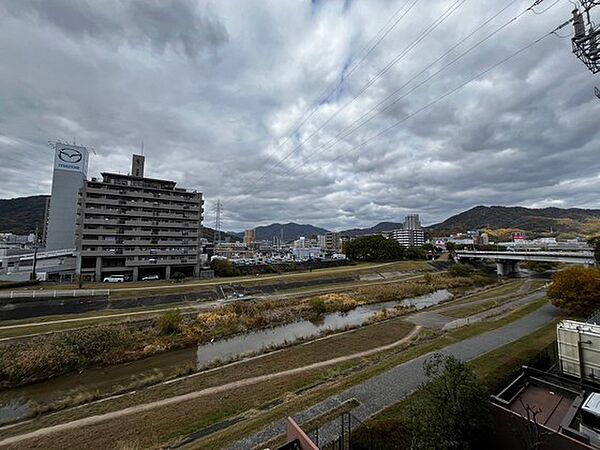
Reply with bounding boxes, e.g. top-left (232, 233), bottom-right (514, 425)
top-left (0, 289), bottom-right (110, 299)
